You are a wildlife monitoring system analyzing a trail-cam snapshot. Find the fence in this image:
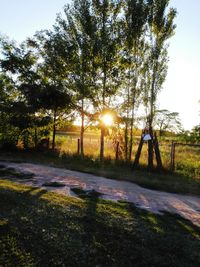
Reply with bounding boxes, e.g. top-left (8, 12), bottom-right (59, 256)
top-left (56, 134), bottom-right (200, 178)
